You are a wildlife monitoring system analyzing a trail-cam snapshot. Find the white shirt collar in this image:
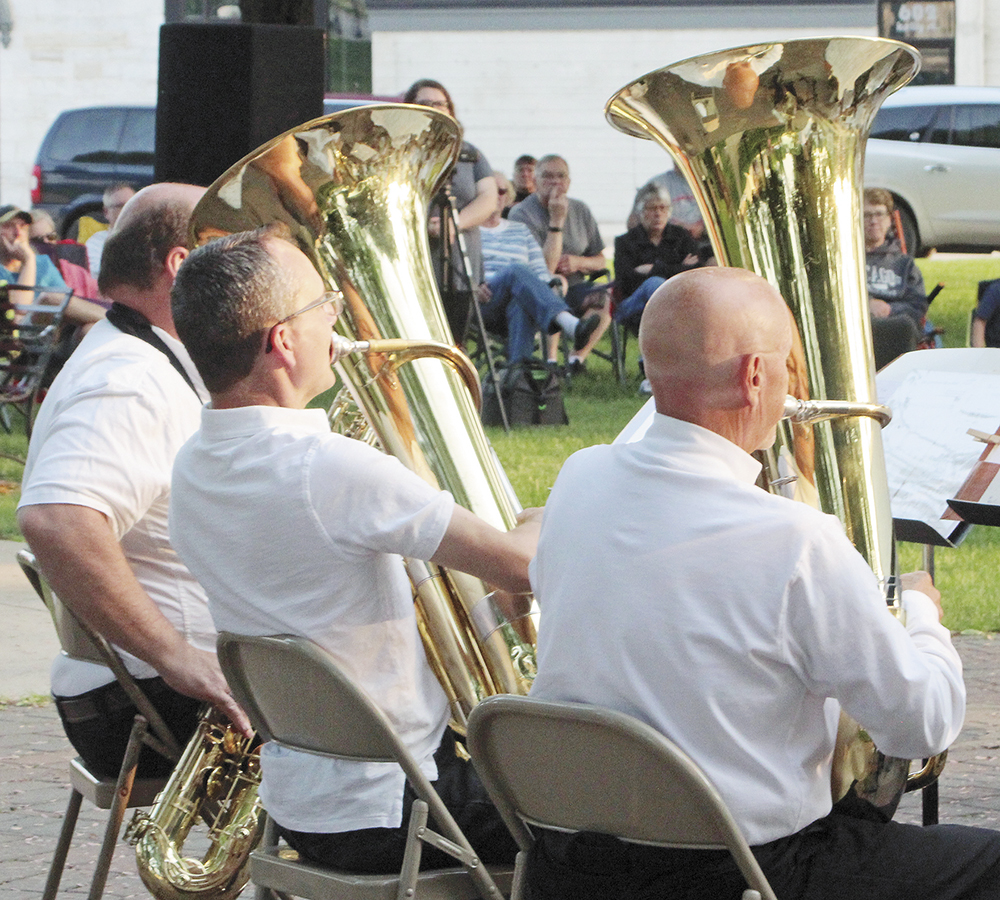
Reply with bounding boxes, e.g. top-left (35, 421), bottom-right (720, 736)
top-left (642, 412), bottom-right (763, 485)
